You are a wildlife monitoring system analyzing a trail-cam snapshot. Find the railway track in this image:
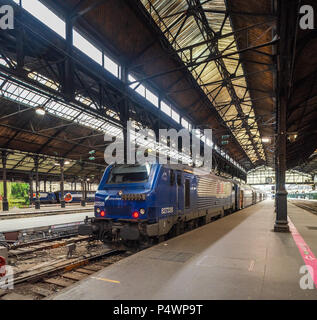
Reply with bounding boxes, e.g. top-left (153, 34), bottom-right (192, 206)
top-left (289, 200), bottom-right (317, 215)
top-left (0, 206), bottom-right (234, 300)
top-left (0, 236), bottom-right (129, 300)
top-left (8, 235), bottom-right (91, 257)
